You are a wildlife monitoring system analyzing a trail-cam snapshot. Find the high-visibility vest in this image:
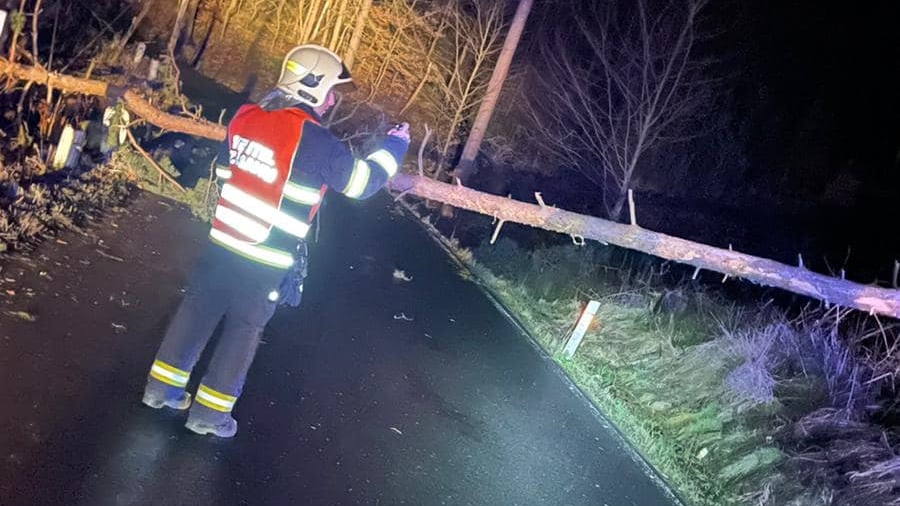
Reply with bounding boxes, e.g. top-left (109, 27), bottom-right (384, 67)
top-left (210, 105), bottom-right (324, 269)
